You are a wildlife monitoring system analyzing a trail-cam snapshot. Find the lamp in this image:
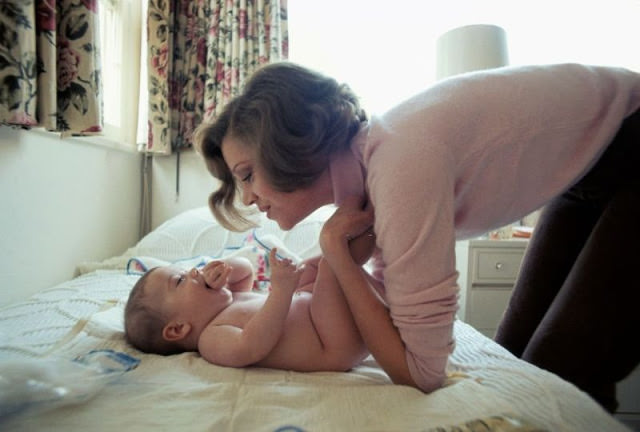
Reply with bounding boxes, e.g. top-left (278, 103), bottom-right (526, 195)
top-left (436, 24), bottom-right (509, 80)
